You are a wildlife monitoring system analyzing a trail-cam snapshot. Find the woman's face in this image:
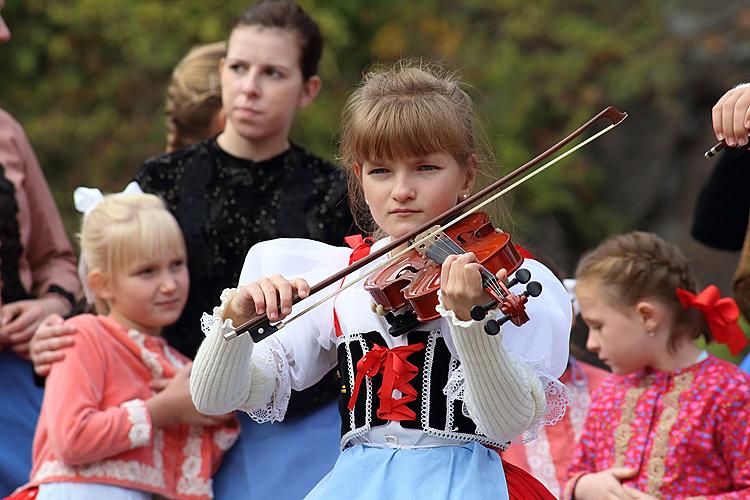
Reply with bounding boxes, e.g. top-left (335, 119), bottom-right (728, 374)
top-left (356, 151), bottom-right (475, 240)
top-left (220, 25), bottom-right (319, 151)
top-left (0, 0), bottom-right (12, 44)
